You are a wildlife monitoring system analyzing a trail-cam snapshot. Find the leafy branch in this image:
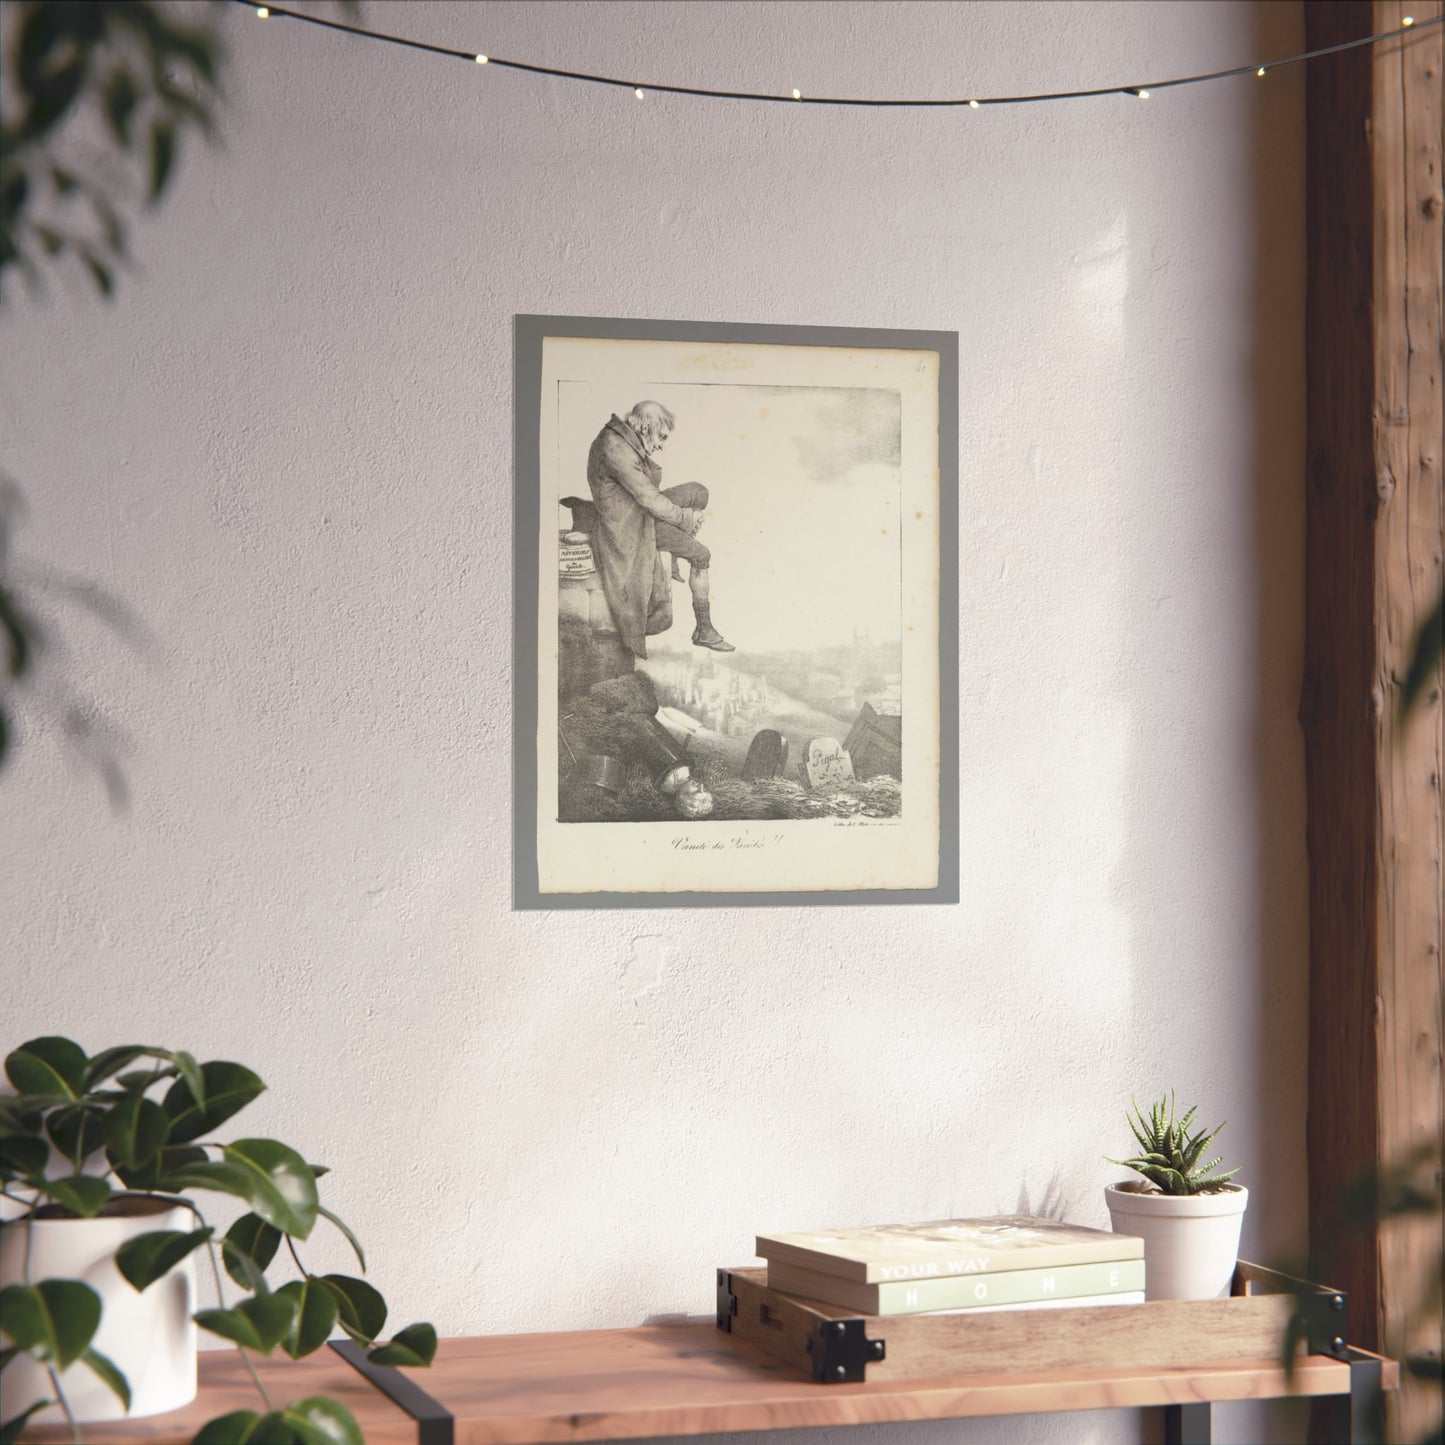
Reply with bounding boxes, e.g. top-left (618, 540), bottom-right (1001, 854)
top-left (1, 0), bottom-right (224, 302)
top-left (0, 1036), bottom-right (436, 1443)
